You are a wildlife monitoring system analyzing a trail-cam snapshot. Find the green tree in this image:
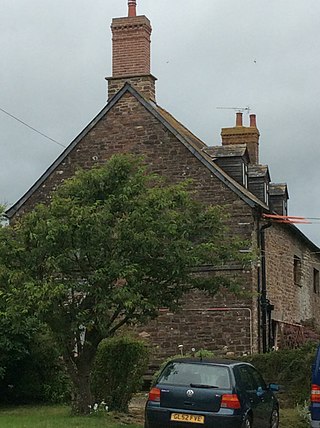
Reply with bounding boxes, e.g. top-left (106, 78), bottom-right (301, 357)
top-left (0, 155), bottom-right (246, 414)
top-left (0, 207), bottom-right (39, 386)
top-left (0, 207), bottom-right (29, 379)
